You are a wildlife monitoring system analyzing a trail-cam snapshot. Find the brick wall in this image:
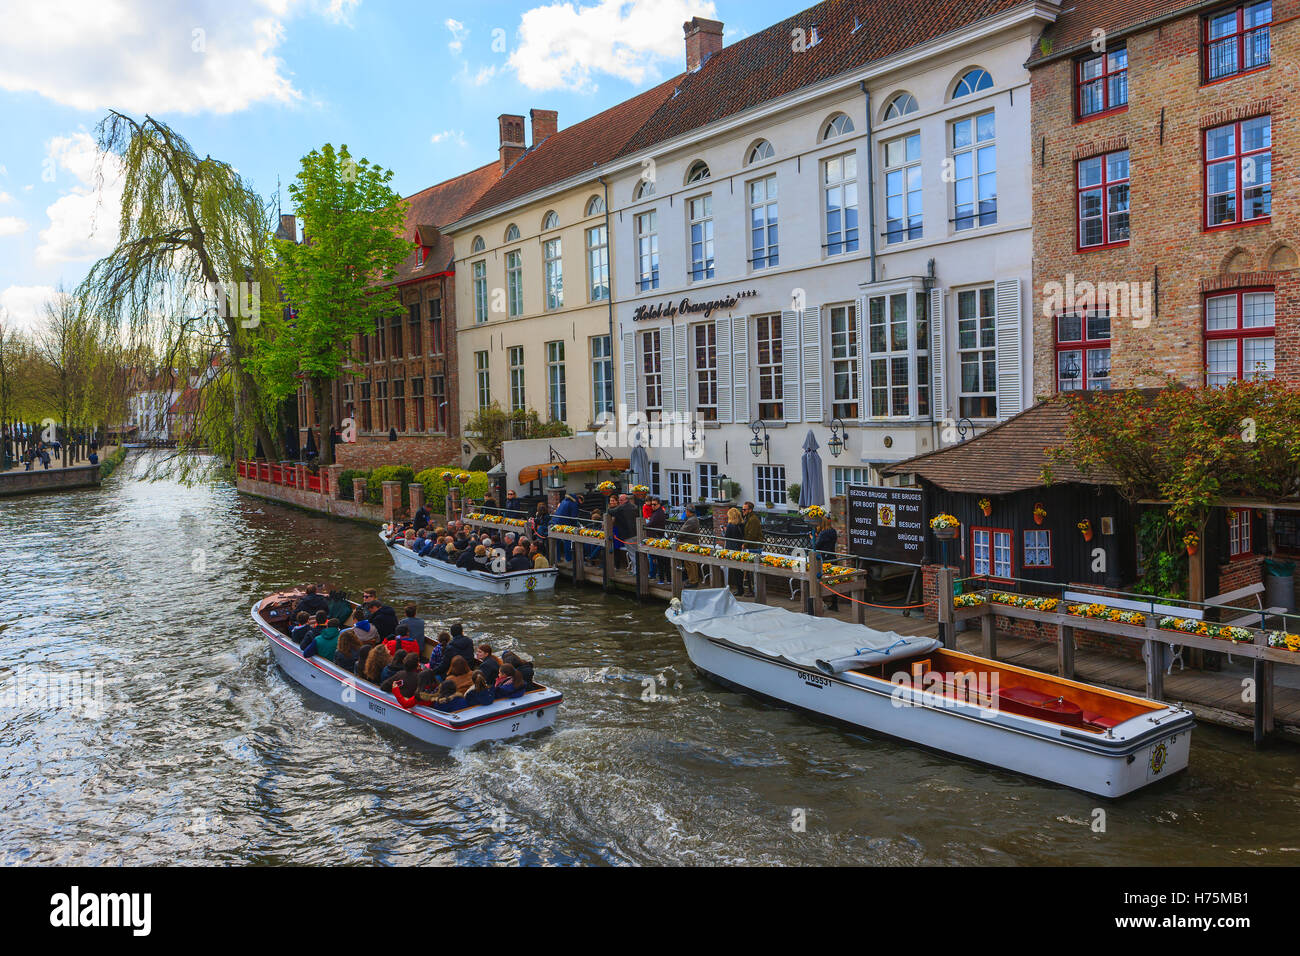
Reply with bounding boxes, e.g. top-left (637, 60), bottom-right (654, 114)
top-left (1030, 7), bottom-right (1300, 396)
top-left (334, 435), bottom-right (461, 473)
